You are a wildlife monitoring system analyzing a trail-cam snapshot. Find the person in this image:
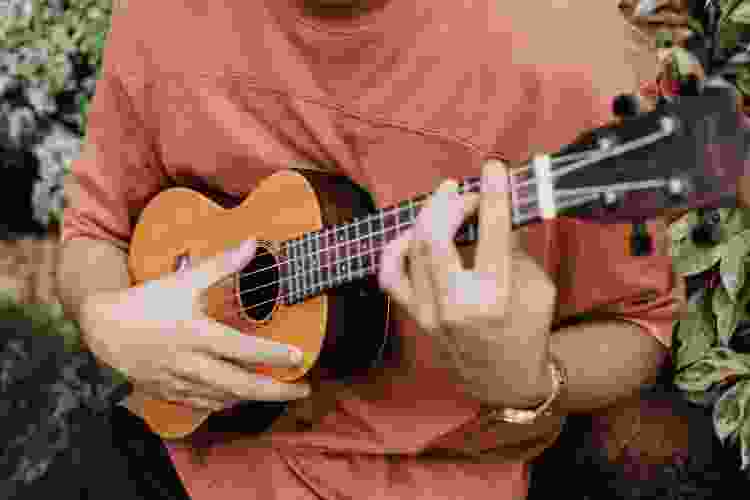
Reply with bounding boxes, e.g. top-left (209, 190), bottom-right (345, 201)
top-left (56, 1), bottom-right (683, 499)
